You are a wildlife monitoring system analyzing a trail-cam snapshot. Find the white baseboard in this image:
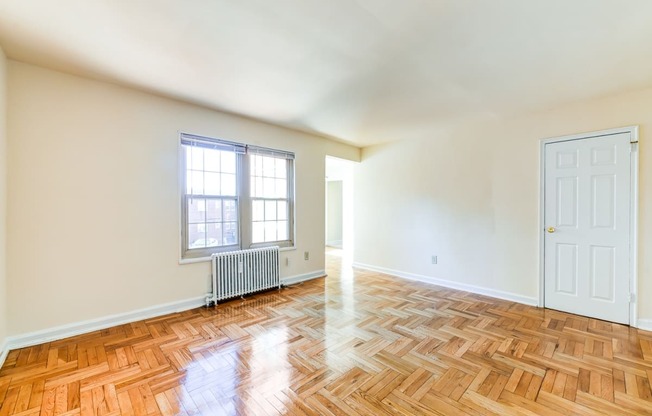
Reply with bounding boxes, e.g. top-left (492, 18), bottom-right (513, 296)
top-left (5, 296), bottom-right (206, 352)
top-left (0, 338), bottom-right (8, 369)
top-left (0, 264), bottom-right (543, 361)
top-left (326, 240), bottom-right (342, 248)
top-left (352, 262), bottom-right (538, 307)
top-left (638, 319), bottom-right (652, 332)
top-left (1, 271), bottom-right (327, 356)
top-left (282, 270), bottom-right (326, 286)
